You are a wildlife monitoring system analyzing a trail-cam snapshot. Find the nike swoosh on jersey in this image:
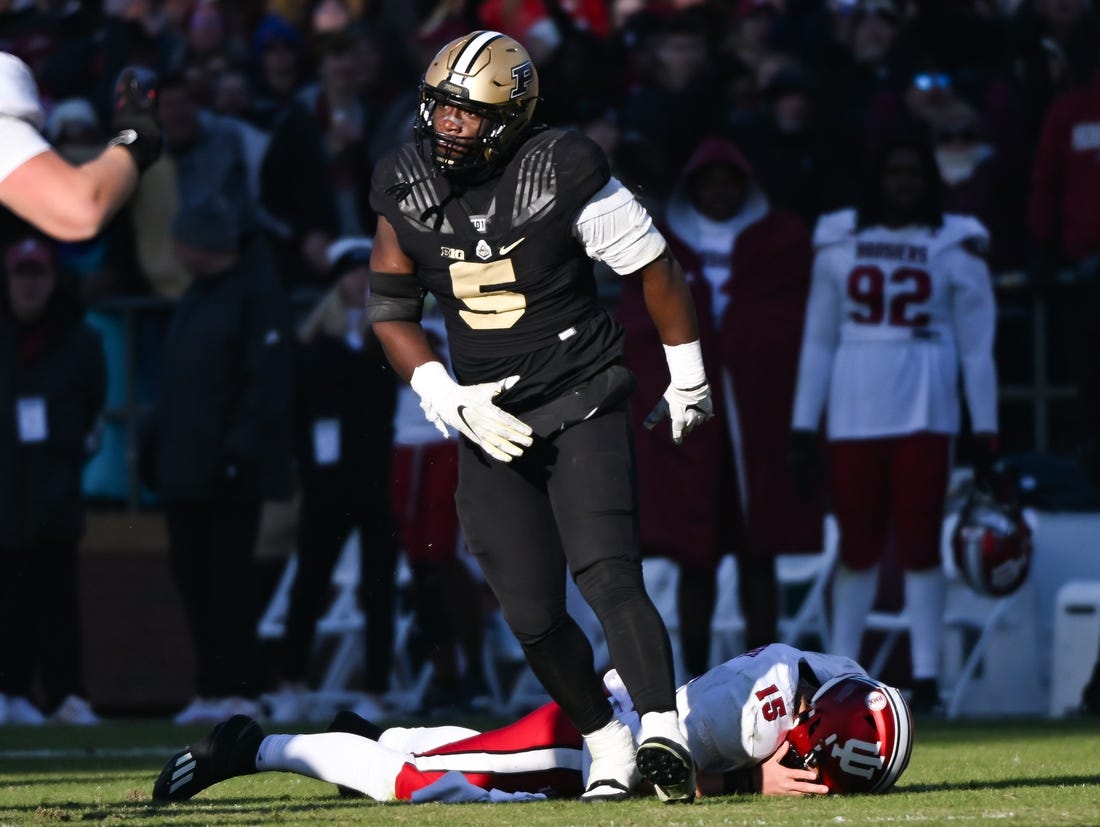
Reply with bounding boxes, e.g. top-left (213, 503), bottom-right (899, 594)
top-left (499, 237), bottom-right (527, 256)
